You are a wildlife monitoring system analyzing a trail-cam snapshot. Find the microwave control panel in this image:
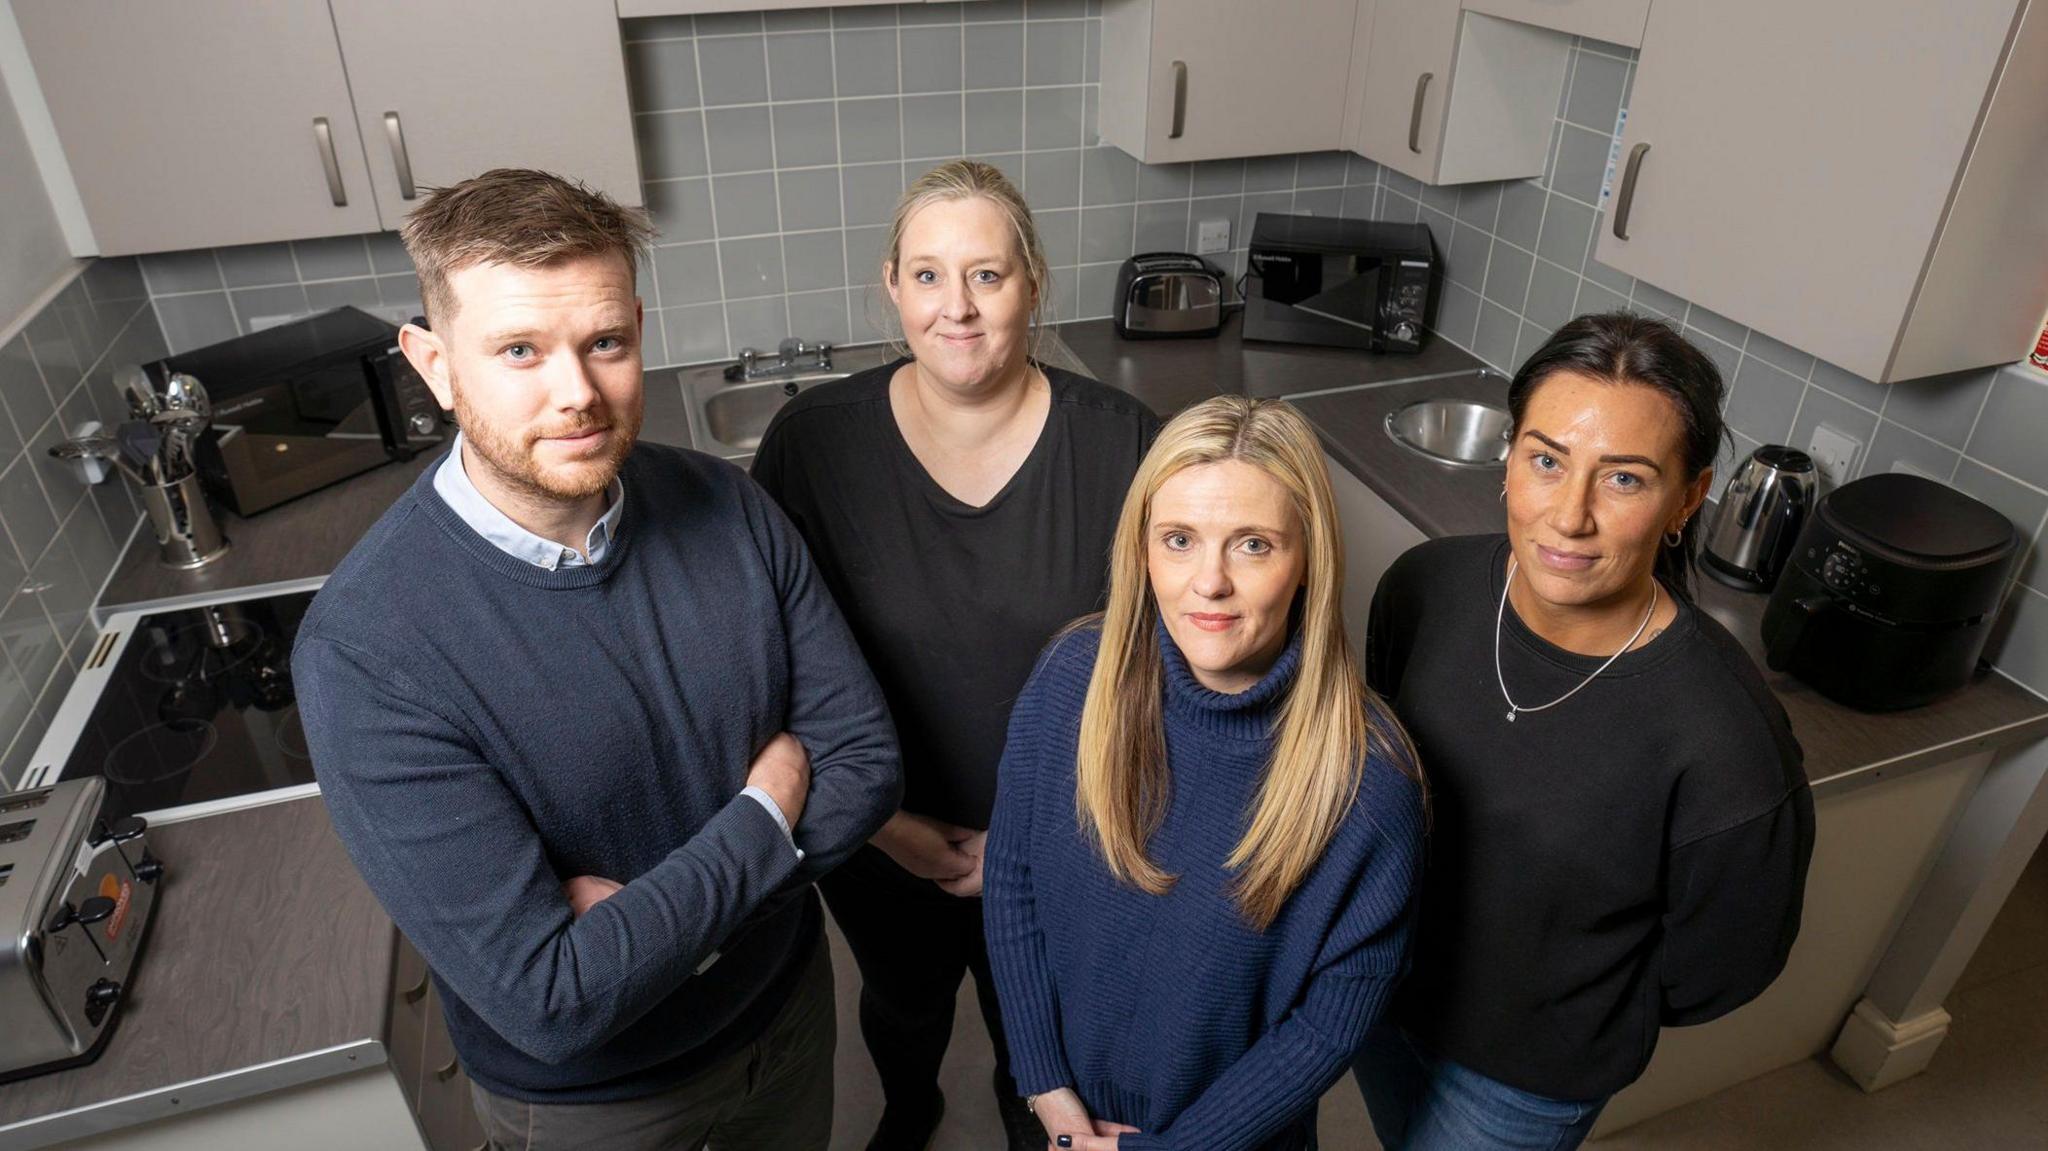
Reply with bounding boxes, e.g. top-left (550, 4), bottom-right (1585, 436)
top-left (1380, 259), bottom-right (1433, 349)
